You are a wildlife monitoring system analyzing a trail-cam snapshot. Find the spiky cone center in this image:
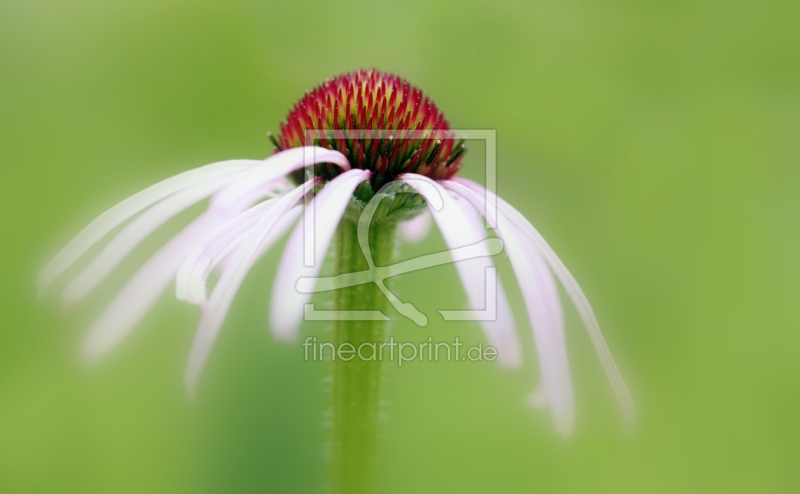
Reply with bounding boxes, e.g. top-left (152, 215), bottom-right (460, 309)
top-left (273, 69), bottom-right (466, 191)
